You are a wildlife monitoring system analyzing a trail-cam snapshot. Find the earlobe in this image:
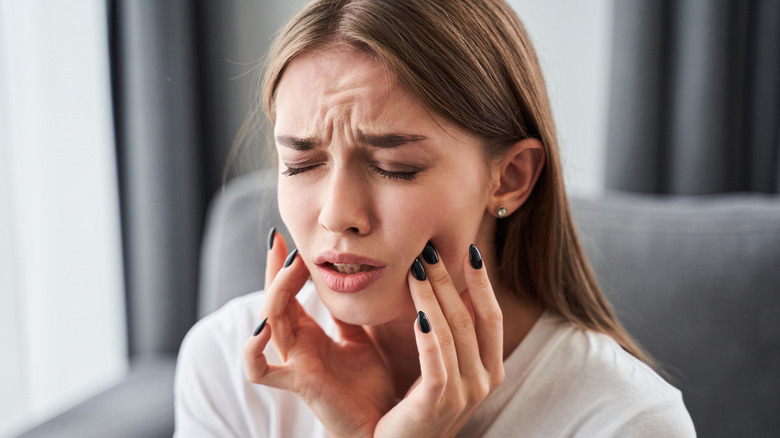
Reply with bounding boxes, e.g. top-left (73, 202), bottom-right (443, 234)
top-left (489, 138), bottom-right (546, 217)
